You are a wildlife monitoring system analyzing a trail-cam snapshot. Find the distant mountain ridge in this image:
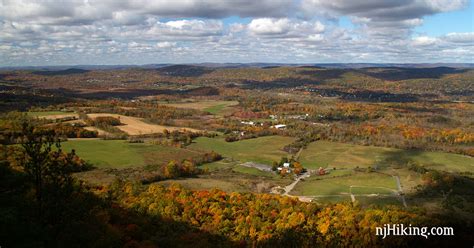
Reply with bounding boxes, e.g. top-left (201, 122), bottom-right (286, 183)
top-left (1, 63), bottom-right (473, 71)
